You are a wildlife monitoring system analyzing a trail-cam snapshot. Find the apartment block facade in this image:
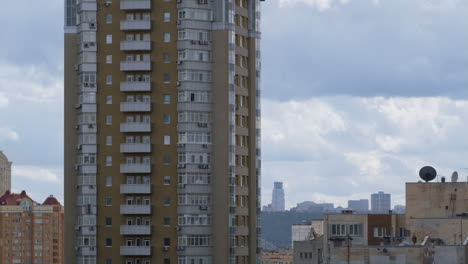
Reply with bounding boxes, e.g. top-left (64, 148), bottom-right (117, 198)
top-left (0, 151), bottom-right (12, 196)
top-left (0, 191), bottom-right (64, 264)
top-left (64, 0), bottom-right (261, 264)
